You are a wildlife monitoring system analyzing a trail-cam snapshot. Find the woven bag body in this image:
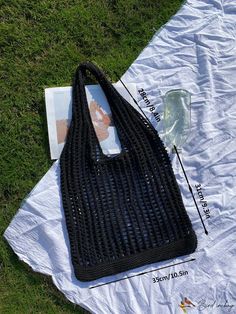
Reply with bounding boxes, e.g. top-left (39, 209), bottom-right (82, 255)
top-left (60, 62), bottom-right (197, 281)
